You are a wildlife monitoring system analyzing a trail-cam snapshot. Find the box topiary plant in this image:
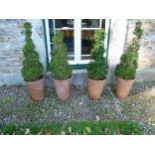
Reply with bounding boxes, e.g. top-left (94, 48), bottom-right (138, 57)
top-left (49, 31), bottom-right (72, 101)
top-left (22, 22), bottom-right (44, 81)
top-left (49, 31), bottom-right (72, 80)
top-left (115, 21), bottom-right (143, 80)
top-left (87, 29), bottom-right (108, 100)
top-left (115, 21), bottom-right (143, 99)
top-left (22, 22), bottom-right (44, 100)
top-left (87, 29), bottom-right (108, 80)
